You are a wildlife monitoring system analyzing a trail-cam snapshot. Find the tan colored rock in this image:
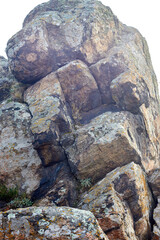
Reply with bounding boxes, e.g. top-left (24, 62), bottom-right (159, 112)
top-left (63, 111), bottom-right (142, 182)
top-left (79, 162), bottom-right (153, 240)
top-left (80, 184), bottom-right (136, 240)
top-left (110, 70), bottom-right (148, 113)
top-left (90, 52), bottom-right (127, 105)
top-left (0, 206), bottom-right (108, 239)
top-left (0, 102), bottom-right (41, 195)
top-left (57, 60), bottom-right (101, 122)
